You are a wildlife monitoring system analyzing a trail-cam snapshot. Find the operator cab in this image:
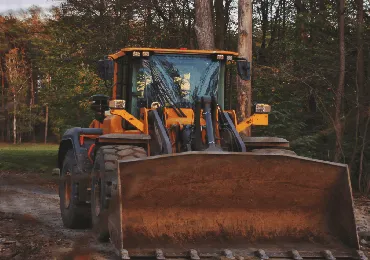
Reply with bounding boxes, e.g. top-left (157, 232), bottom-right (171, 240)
top-left (94, 48), bottom-right (269, 155)
top-left (131, 53), bottom-right (224, 118)
top-left (97, 48), bottom-right (249, 118)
